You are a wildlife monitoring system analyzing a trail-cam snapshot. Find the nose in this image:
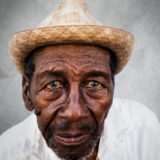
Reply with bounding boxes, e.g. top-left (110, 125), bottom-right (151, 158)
top-left (58, 82), bottom-right (89, 122)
